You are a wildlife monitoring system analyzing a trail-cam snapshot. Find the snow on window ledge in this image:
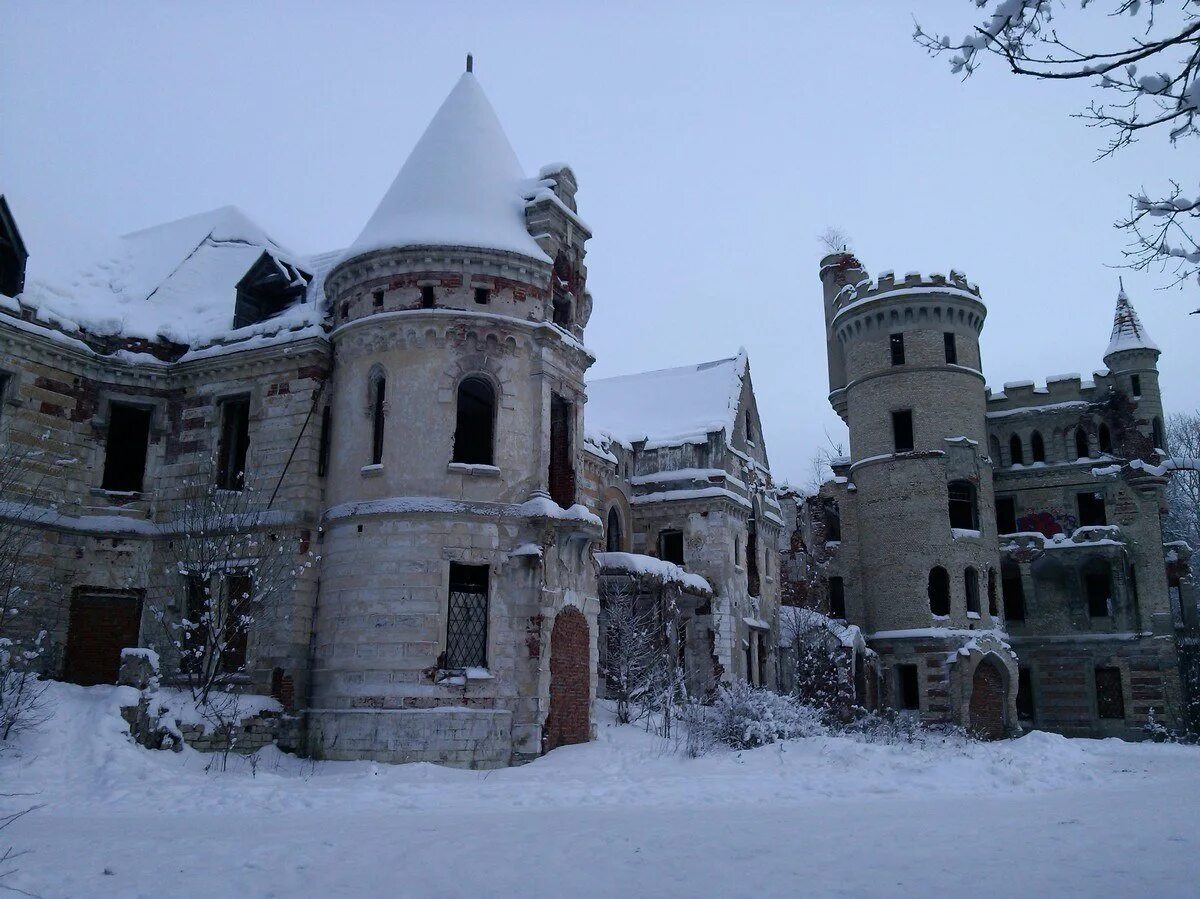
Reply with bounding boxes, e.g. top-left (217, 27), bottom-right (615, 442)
top-left (435, 666), bottom-right (493, 685)
top-left (360, 463), bottom-right (384, 477)
top-left (931, 614), bottom-right (951, 622)
top-left (966, 611), bottom-right (981, 620)
top-left (447, 462), bottom-right (501, 478)
top-left (951, 528), bottom-right (982, 540)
